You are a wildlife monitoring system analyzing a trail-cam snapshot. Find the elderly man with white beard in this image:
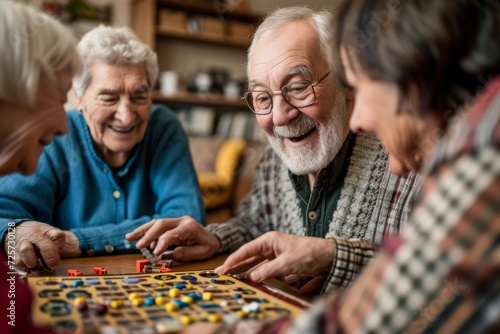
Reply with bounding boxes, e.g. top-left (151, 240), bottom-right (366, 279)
top-left (126, 6), bottom-right (423, 294)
